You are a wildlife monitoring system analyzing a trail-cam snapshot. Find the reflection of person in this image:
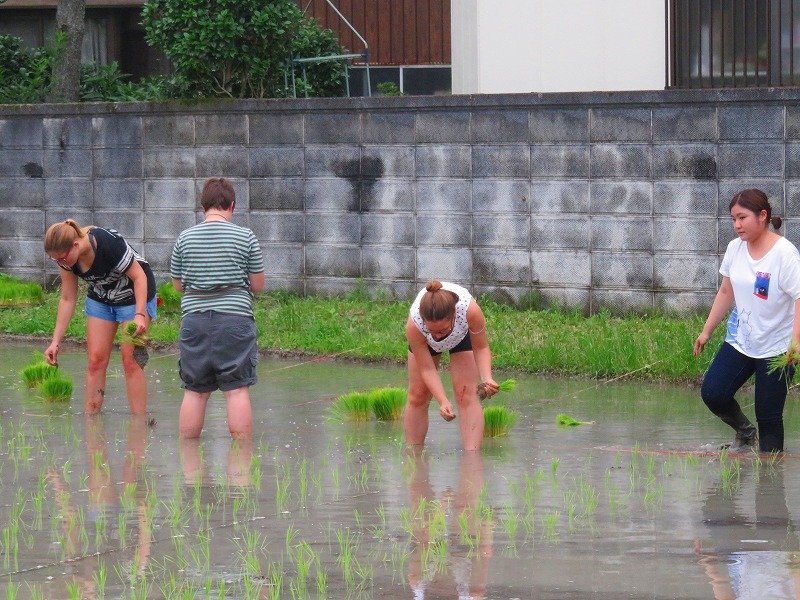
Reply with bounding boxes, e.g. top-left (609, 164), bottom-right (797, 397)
top-left (405, 448), bottom-right (493, 599)
top-left (694, 189), bottom-right (800, 452)
top-left (405, 280), bottom-right (499, 450)
top-left (44, 219), bottom-right (156, 415)
top-left (180, 437), bottom-right (253, 488)
top-left (171, 177), bottom-right (265, 439)
top-left (695, 467), bottom-right (800, 598)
